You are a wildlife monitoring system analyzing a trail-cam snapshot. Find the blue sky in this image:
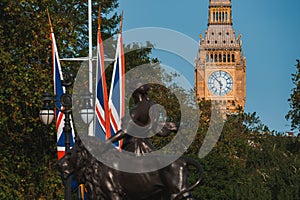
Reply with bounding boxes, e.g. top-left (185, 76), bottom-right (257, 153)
top-left (117, 0), bottom-right (300, 133)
